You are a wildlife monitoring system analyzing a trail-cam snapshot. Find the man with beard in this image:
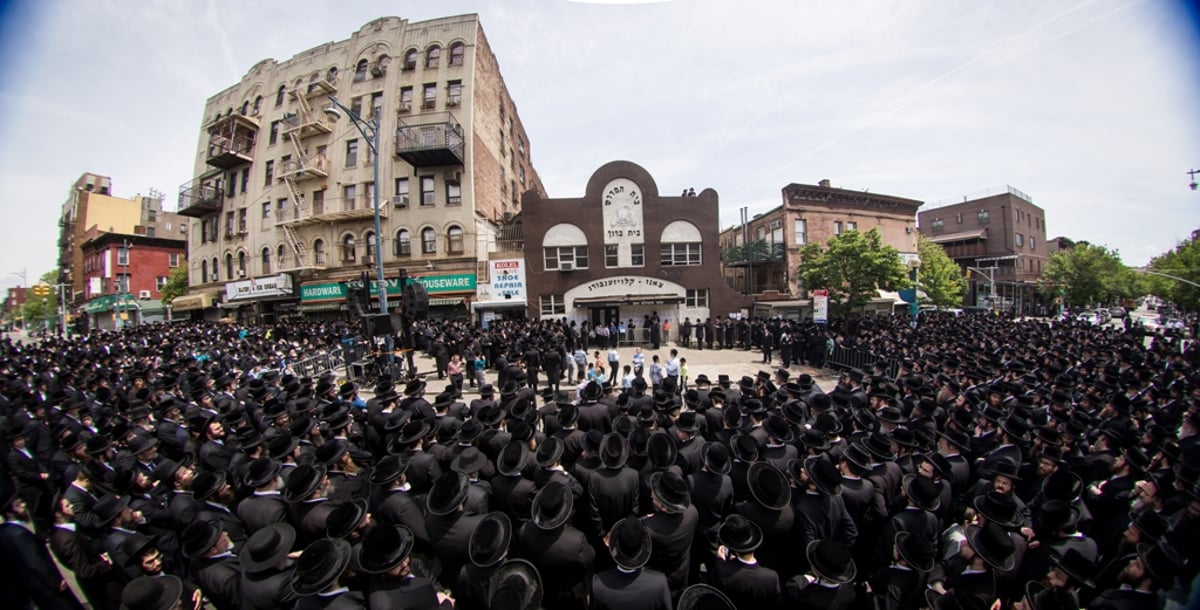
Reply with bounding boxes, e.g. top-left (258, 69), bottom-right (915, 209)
top-left (1088, 543), bottom-right (1180, 610)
